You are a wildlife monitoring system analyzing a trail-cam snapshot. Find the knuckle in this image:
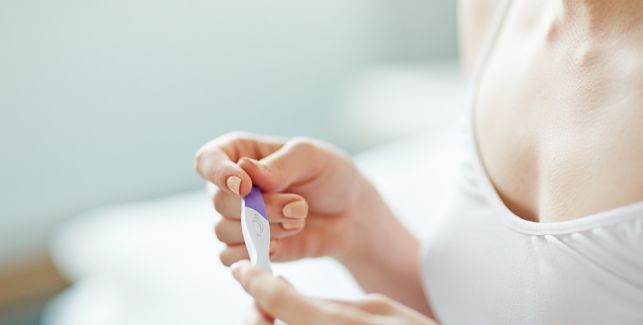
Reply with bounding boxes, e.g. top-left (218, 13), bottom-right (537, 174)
top-left (214, 221), bottom-right (227, 241)
top-left (213, 190), bottom-right (227, 214)
top-left (218, 250), bottom-right (231, 266)
top-left (288, 137), bottom-right (317, 153)
top-left (219, 131), bottom-right (254, 146)
top-left (193, 148), bottom-right (205, 172)
top-left (194, 146), bottom-right (216, 177)
top-left (212, 164), bottom-right (227, 185)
